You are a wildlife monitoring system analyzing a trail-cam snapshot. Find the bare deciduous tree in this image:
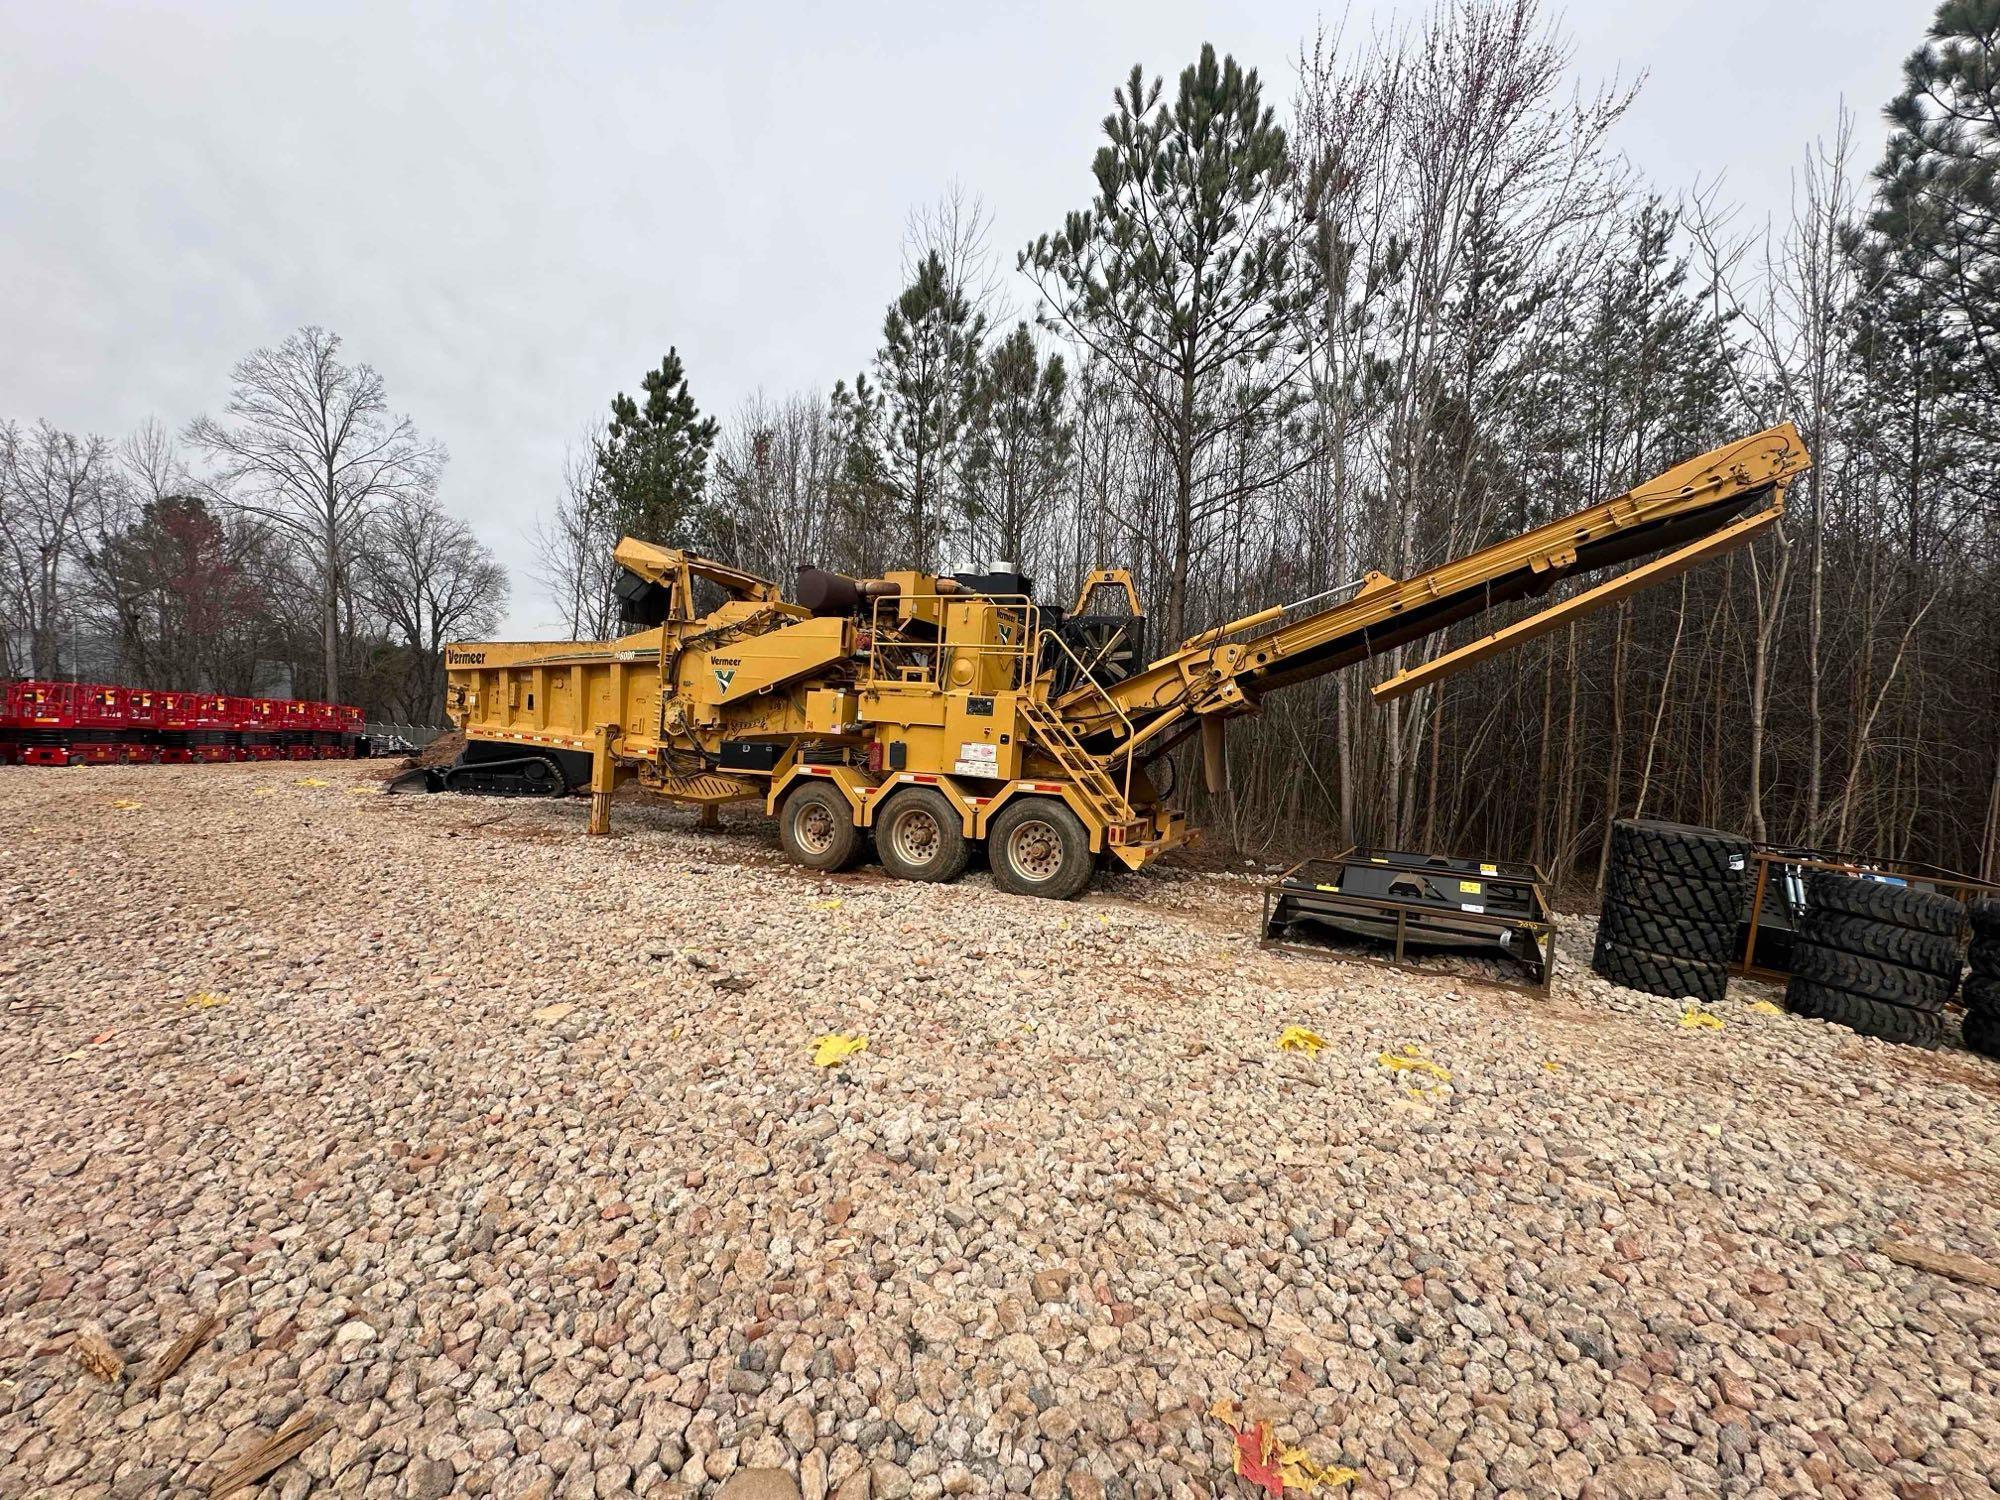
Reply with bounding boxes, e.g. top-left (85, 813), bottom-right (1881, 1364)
top-left (0, 419), bottom-right (115, 675)
top-left (361, 494), bottom-right (507, 720)
top-left (186, 326), bottom-right (443, 699)
top-left (531, 424), bottom-right (619, 641)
